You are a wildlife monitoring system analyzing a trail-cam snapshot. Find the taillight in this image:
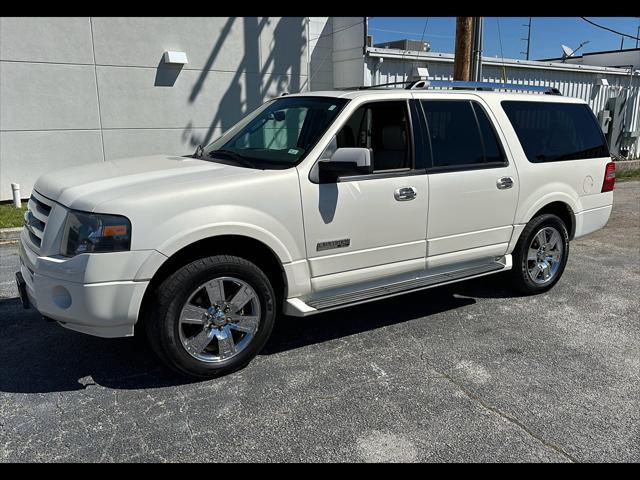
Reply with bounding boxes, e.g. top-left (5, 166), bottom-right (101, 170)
top-left (602, 161), bottom-right (616, 192)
